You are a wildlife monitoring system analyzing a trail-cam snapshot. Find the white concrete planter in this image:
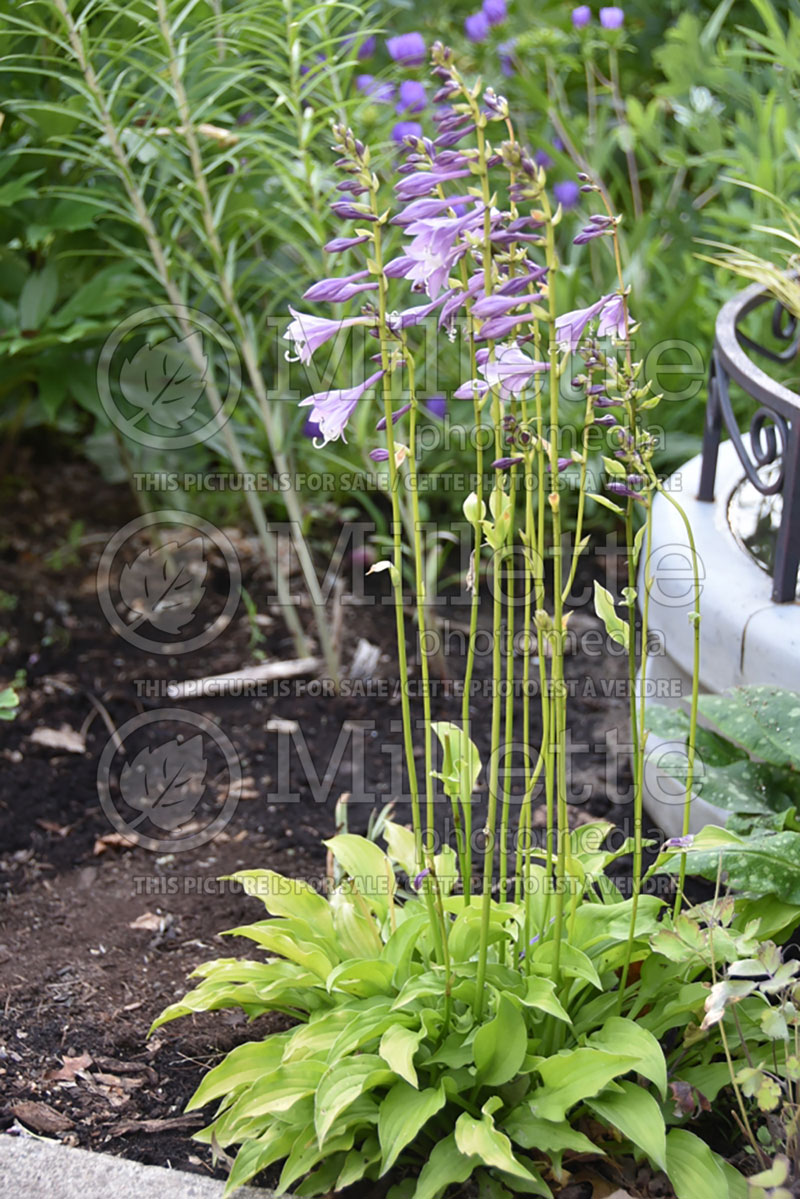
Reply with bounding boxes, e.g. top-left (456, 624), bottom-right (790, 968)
top-left (639, 436), bottom-right (800, 839)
